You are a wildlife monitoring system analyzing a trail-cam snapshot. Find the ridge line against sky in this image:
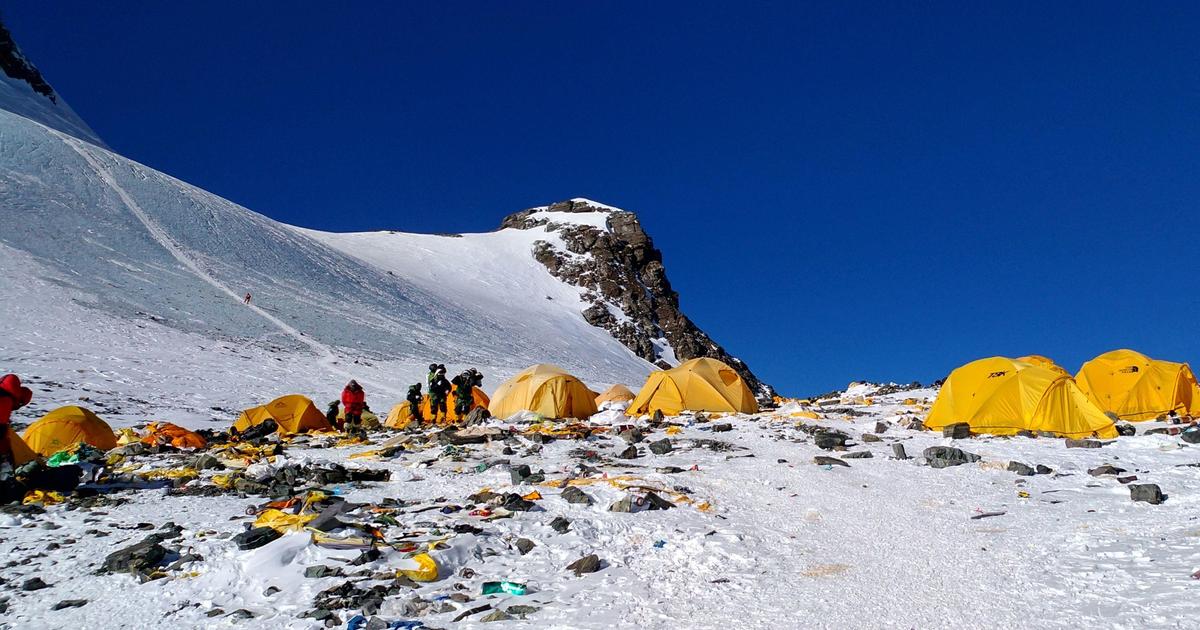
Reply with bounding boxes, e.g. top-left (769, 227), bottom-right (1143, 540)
top-left (4, 1), bottom-right (1199, 395)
